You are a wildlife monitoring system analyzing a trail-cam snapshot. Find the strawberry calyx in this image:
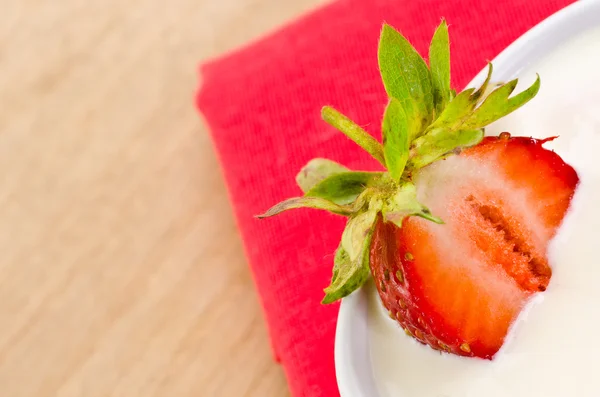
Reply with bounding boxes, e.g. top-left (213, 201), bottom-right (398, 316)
top-left (258, 20), bottom-right (541, 304)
